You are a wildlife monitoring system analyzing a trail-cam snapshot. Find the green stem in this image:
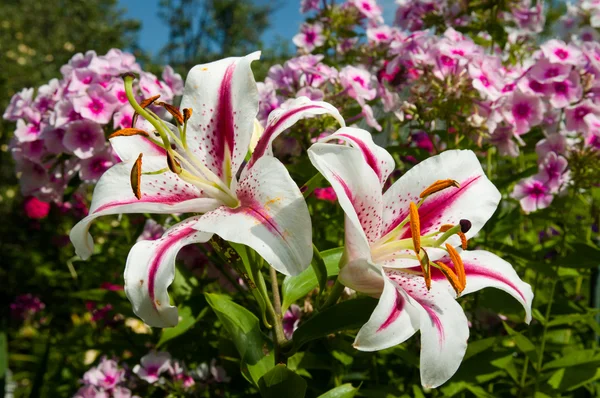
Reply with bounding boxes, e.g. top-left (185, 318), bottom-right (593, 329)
top-left (321, 279), bottom-right (346, 310)
top-left (262, 267), bottom-right (288, 364)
